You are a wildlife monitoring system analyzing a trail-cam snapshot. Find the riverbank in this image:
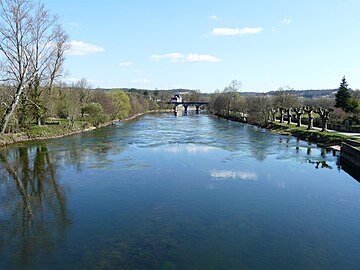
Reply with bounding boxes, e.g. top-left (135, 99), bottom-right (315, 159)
top-left (213, 113), bottom-right (360, 146)
top-left (0, 110), bottom-right (171, 147)
top-left (267, 122), bottom-right (359, 145)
